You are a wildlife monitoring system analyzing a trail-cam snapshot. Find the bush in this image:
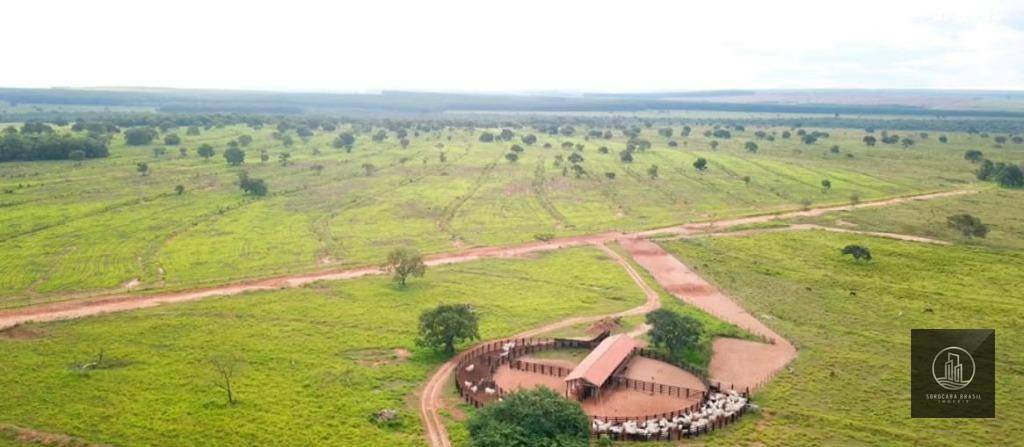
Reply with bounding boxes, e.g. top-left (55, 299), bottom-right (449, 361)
top-left (124, 127), bottom-right (158, 146)
top-left (468, 387), bottom-right (589, 447)
top-left (0, 132), bottom-right (108, 162)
